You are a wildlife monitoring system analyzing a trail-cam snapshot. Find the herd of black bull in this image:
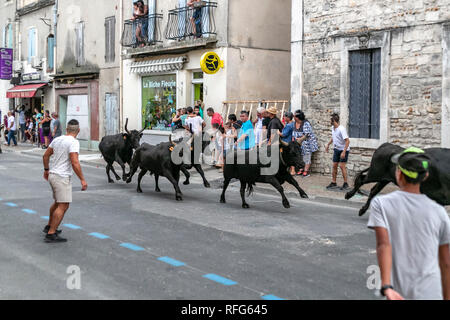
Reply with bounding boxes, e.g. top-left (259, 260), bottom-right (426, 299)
top-left (99, 122), bottom-right (450, 215)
